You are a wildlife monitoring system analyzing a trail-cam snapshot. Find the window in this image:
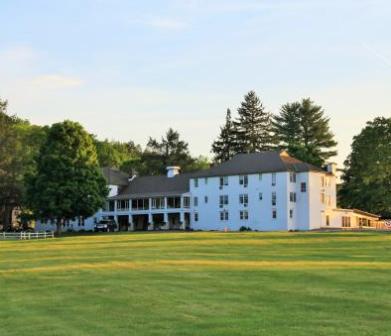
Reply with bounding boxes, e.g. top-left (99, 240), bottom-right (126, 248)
top-left (183, 197), bottom-right (190, 208)
top-left (240, 210), bottom-right (249, 220)
top-left (272, 209), bottom-right (277, 219)
top-left (290, 172), bottom-right (296, 183)
top-left (152, 197), bottom-right (165, 209)
top-left (342, 216), bottom-right (351, 227)
top-left (167, 197), bottom-right (181, 209)
top-left (109, 200), bottom-right (115, 212)
top-left (117, 199), bottom-right (130, 211)
top-left (220, 210), bottom-right (229, 221)
top-left (194, 197), bottom-right (198, 207)
top-left (132, 198), bottom-right (149, 210)
top-left (219, 195), bottom-right (229, 207)
top-left (289, 192), bottom-right (296, 203)
top-left (194, 178), bottom-right (199, 188)
top-left (272, 173), bottom-right (276, 186)
top-left (259, 192), bottom-right (263, 201)
top-left (272, 192), bottom-right (276, 206)
top-left (320, 192), bottom-right (325, 204)
top-left (289, 209), bottom-right (293, 219)
top-left (204, 177), bottom-right (208, 185)
top-left (326, 215), bottom-right (330, 226)
top-left (239, 175), bottom-right (248, 187)
top-left (300, 182), bottom-right (307, 193)
top-left (219, 176), bottom-right (228, 188)
top-left (259, 173), bottom-right (263, 181)
top-left (204, 196), bottom-right (208, 204)
top-left (239, 194), bottom-right (248, 207)
top-left (321, 176), bottom-right (325, 188)
top-left (194, 212), bottom-right (199, 222)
